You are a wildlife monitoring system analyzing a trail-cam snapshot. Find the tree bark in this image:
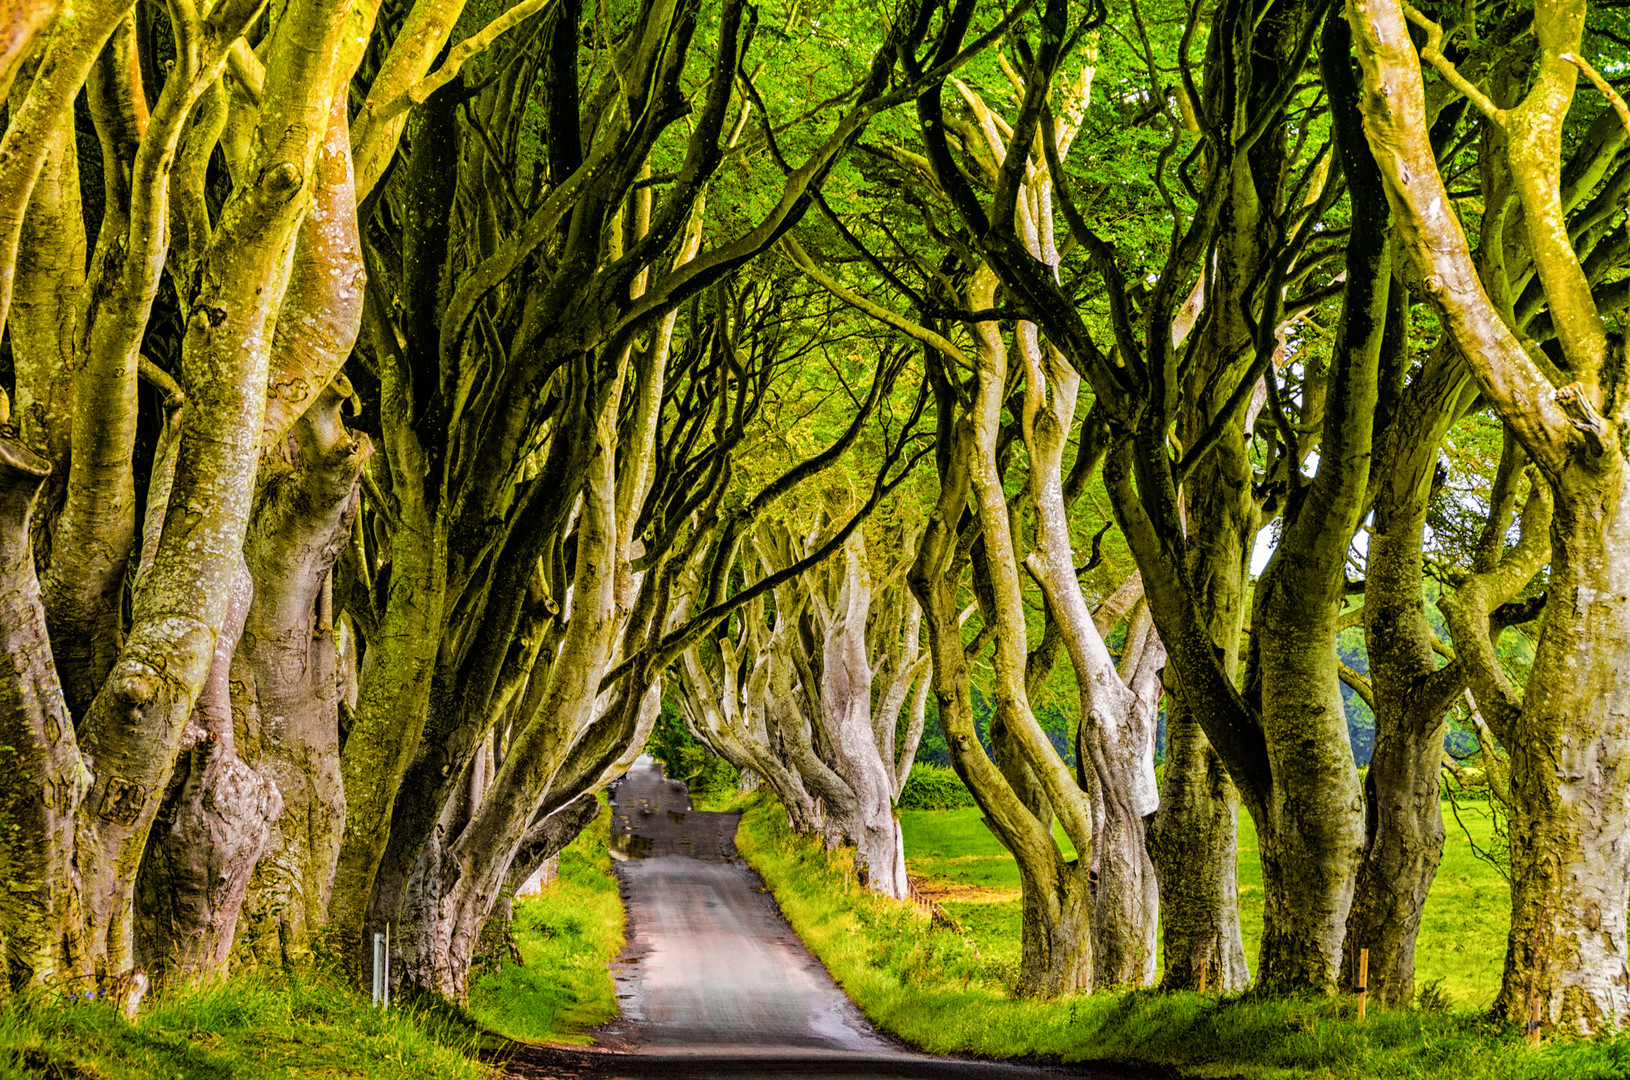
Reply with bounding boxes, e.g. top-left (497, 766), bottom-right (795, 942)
top-left (1348, 0), bottom-right (1630, 1027)
top-left (1148, 701), bottom-right (1249, 990)
top-left (815, 534), bottom-right (908, 898)
top-left (135, 562), bottom-right (282, 982)
top-left (1343, 350), bottom-right (1475, 1006)
top-left (71, 0), bottom-right (363, 977)
top-left (239, 378), bottom-right (370, 964)
top-left (9, 86), bottom-right (81, 543)
top-left (0, 440), bottom-right (84, 989)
